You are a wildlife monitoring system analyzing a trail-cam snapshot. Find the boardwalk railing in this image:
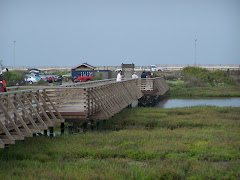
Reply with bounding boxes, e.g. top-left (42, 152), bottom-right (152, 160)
top-left (0, 77), bottom-right (168, 148)
top-left (137, 77), bottom-right (169, 95)
top-left (45, 79), bottom-right (143, 120)
top-left (0, 89), bottom-right (64, 148)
